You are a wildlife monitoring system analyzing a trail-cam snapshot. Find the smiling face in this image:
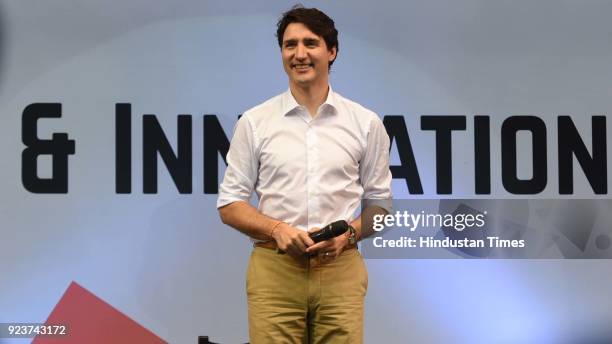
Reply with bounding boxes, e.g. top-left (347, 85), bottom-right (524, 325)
top-left (281, 22), bottom-right (337, 89)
